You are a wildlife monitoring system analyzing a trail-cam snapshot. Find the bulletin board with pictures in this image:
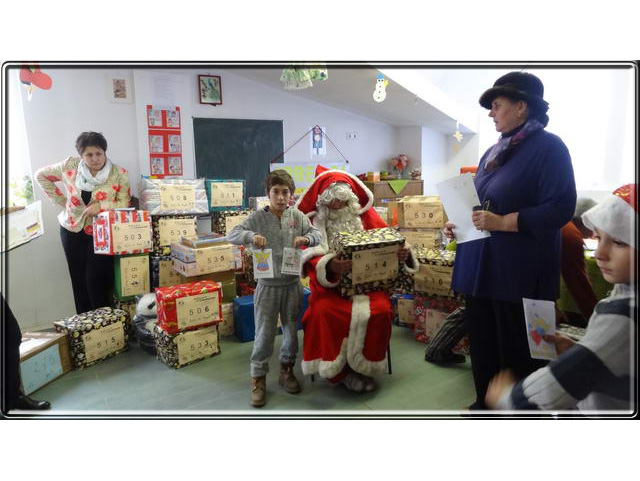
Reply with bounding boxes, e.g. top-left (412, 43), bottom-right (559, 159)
top-left (147, 105), bottom-right (183, 177)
